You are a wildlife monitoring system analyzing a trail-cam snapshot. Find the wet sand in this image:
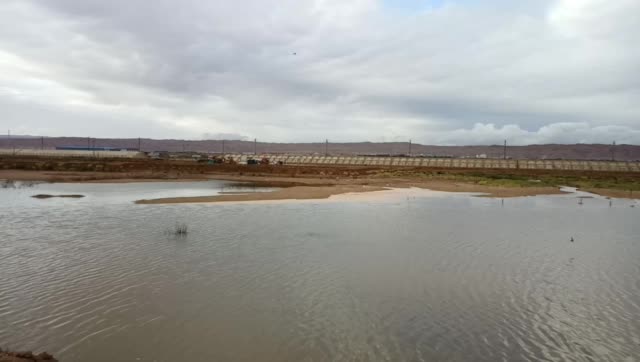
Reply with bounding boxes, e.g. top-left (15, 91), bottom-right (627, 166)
top-left (135, 182), bottom-right (568, 205)
top-left (136, 185), bottom-right (387, 204)
top-left (580, 188), bottom-right (637, 199)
